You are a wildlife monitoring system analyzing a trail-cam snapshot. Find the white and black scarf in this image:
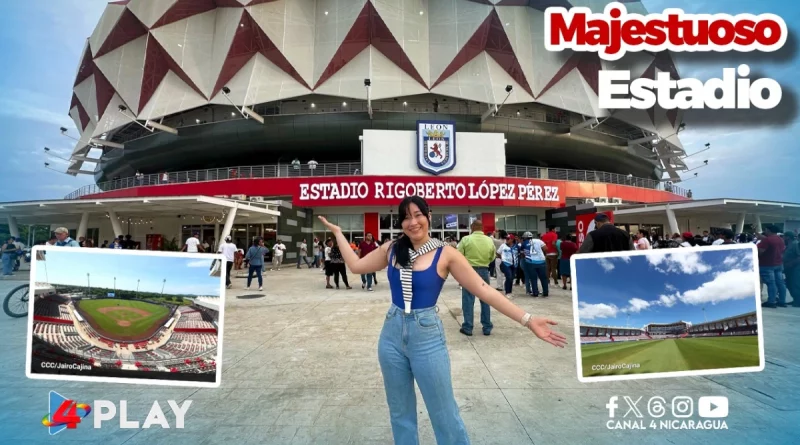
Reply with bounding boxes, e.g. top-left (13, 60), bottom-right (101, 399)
top-left (400, 238), bottom-right (446, 313)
